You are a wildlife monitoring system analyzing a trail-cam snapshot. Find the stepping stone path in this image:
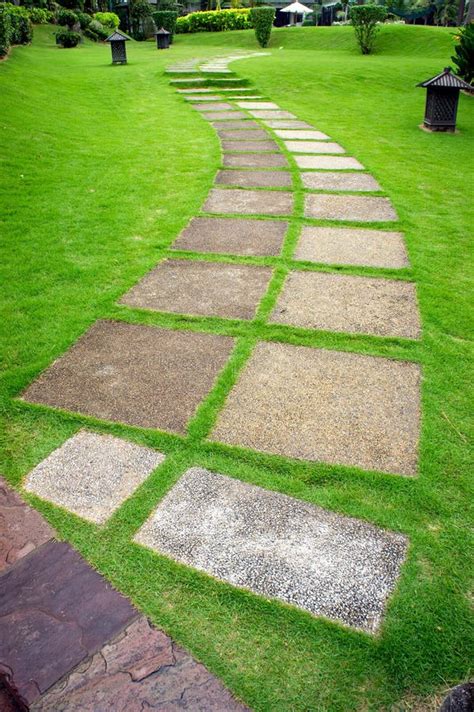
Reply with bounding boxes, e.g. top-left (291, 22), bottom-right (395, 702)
top-left (19, 51), bottom-right (423, 647)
